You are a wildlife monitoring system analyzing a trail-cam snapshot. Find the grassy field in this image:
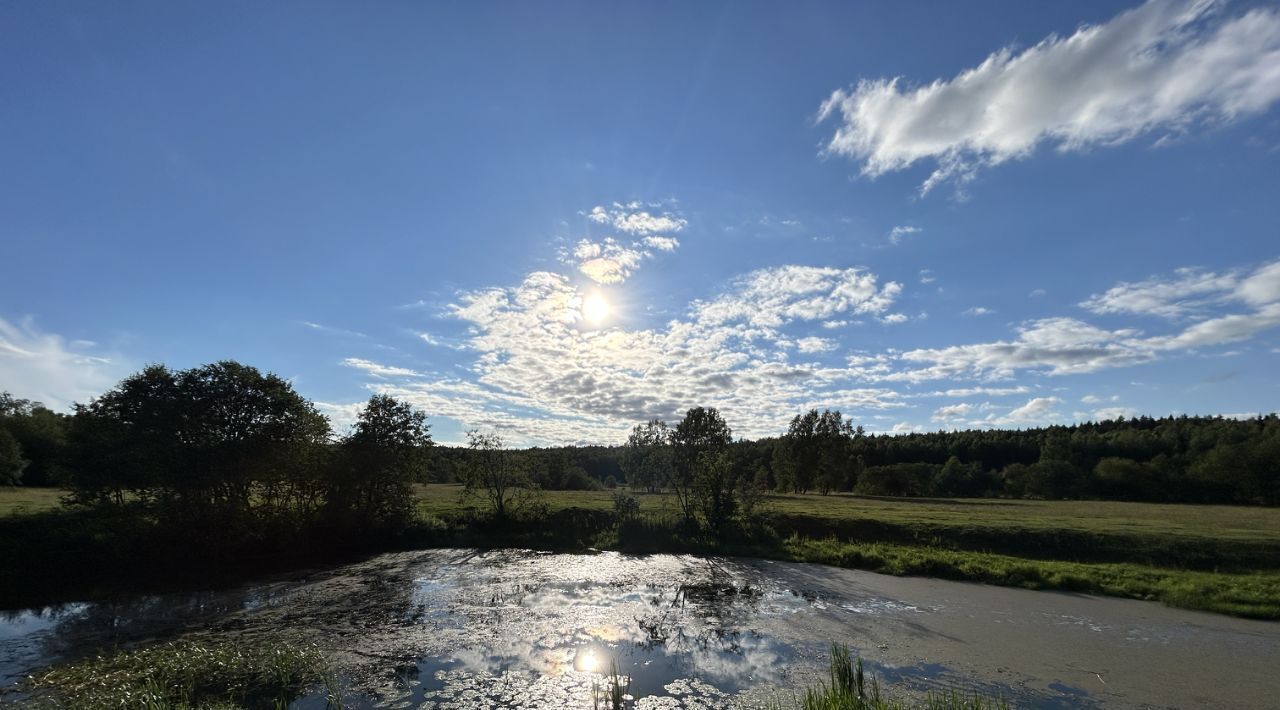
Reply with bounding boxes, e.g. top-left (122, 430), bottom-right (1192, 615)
top-left (0, 487), bottom-right (64, 516)
top-left (11, 484), bottom-right (1277, 547)
top-left (6, 484), bottom-right (1280, 618)
top-left (414, 483), bottom-right (1280, 548)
